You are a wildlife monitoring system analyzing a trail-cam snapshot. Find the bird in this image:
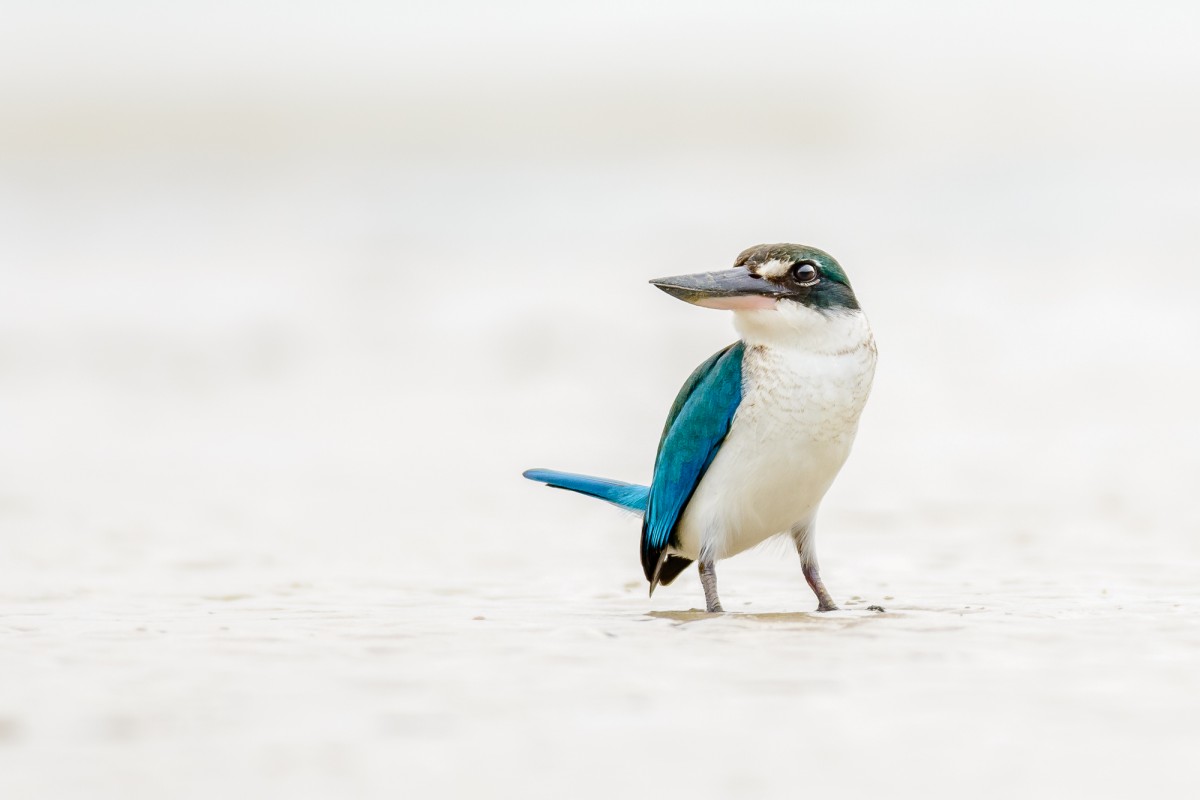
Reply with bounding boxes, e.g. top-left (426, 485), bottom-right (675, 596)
top-left (524, 243), bottom-right (876, 613)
